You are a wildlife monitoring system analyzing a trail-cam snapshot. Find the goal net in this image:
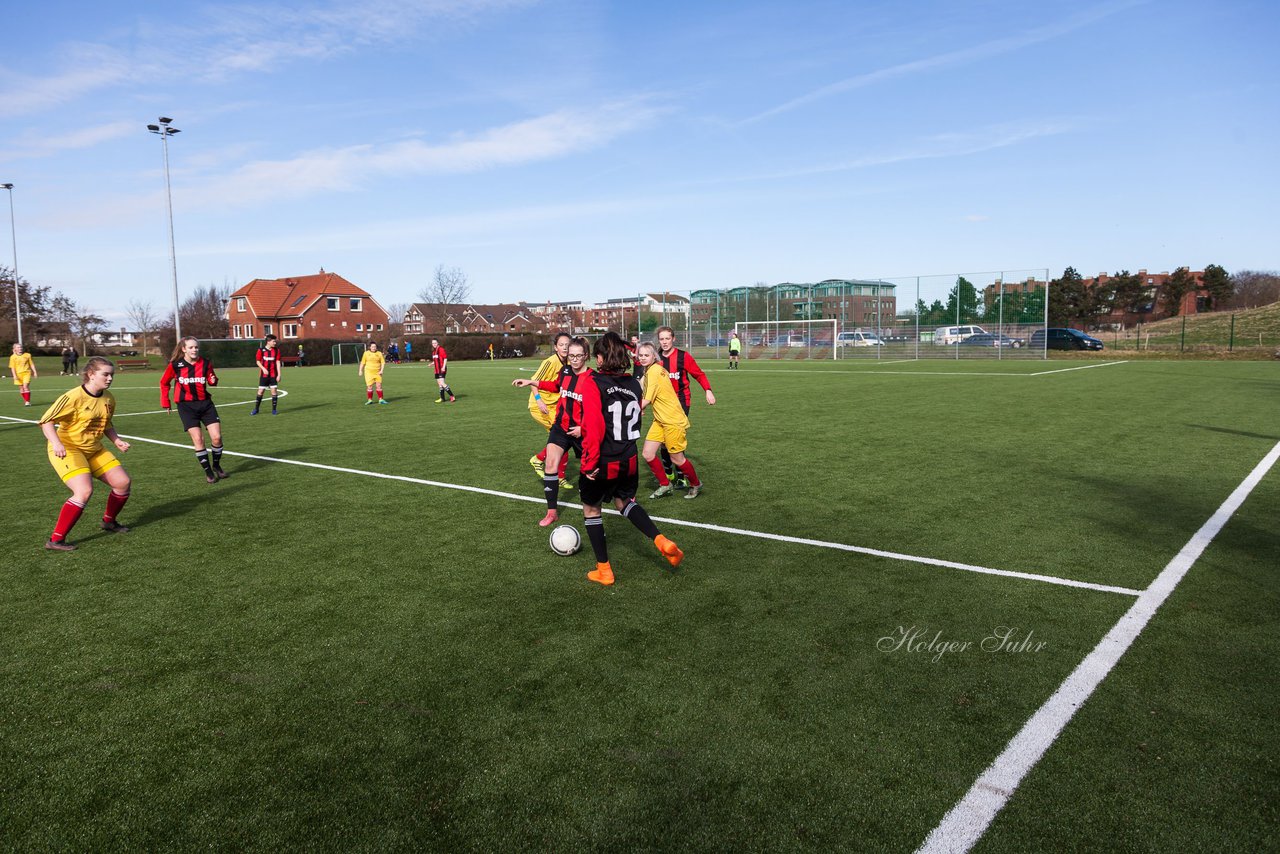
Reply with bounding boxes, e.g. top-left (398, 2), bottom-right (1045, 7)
top-left (331, 343), bottom-right (366, 365)
top-left (733, 319), bottom-right (838, 360)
